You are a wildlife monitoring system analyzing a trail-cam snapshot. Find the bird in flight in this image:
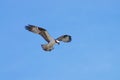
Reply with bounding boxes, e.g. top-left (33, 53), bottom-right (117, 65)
top-left (25, 24), bottom-right (72, 51)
